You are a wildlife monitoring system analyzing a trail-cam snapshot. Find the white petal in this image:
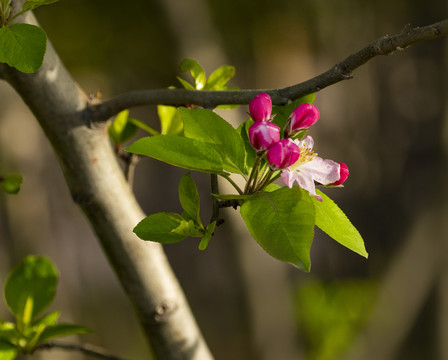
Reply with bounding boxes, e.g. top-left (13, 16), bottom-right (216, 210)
top-left (299, 156), bottom-right (340, 185)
